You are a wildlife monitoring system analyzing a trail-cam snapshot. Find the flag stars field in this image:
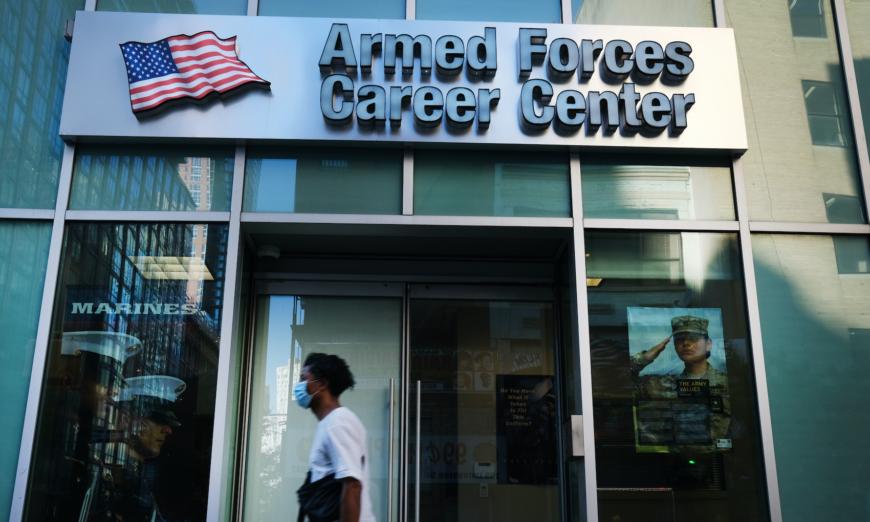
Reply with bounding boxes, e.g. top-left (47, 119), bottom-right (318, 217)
top-left (119, 31), bottom-right (270, 113)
